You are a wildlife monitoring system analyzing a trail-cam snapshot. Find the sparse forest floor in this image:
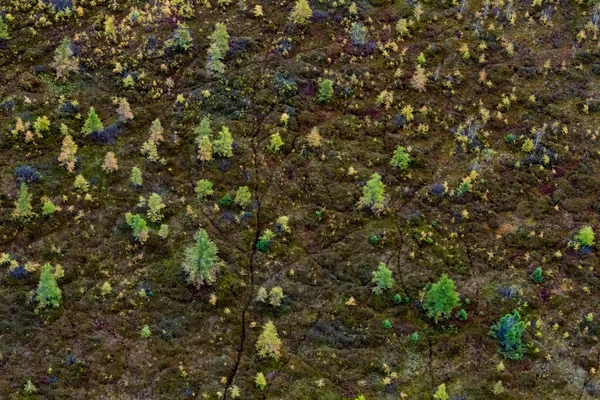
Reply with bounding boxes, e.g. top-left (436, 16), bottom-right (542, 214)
top-left (2, 0), bottom-right (600, 398)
